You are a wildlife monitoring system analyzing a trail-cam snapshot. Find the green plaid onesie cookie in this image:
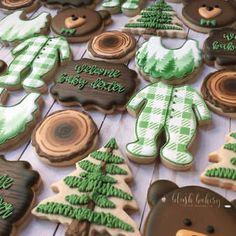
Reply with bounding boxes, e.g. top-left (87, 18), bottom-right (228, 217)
top-left (126, 81), bottom-right (211, 170)
top-left (0, 35), bottom-right (71, 93)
